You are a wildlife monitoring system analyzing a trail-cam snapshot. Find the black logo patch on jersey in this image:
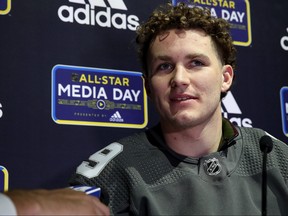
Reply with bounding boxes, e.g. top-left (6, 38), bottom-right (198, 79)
top-left (203, 158), bottom-right (222, 176)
